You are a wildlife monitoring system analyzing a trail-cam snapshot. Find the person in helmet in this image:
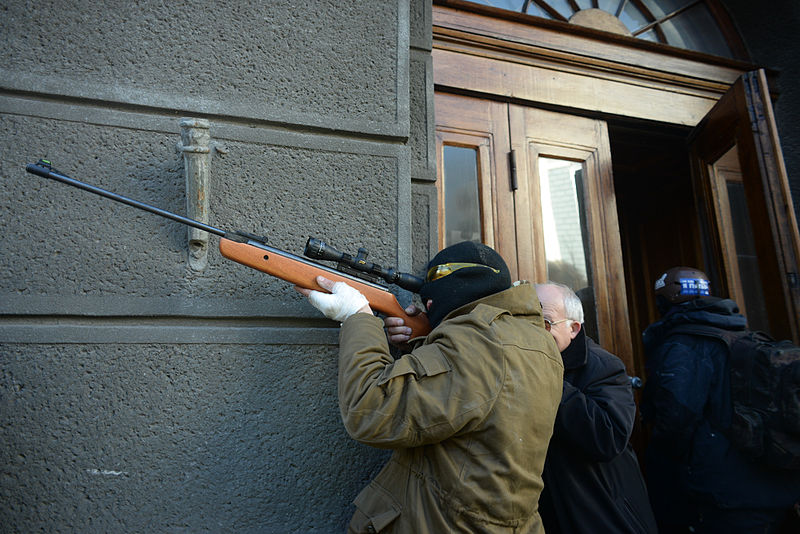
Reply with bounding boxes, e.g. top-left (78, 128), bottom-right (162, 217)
top-left (297, 241), bottom-right (564, 533)
top-left (642, 267), bottom-right (798, 534)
